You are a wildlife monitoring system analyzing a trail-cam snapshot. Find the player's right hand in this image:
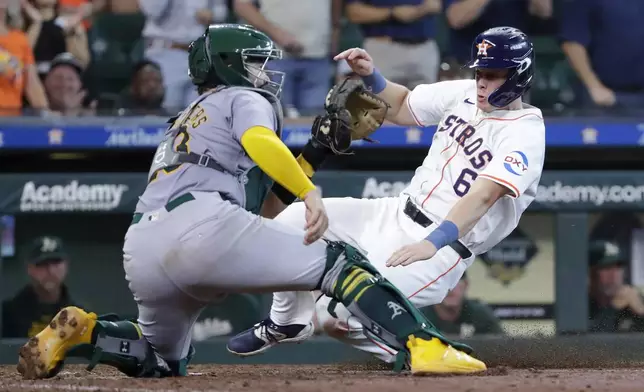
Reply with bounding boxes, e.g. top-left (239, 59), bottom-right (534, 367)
top-left (334, 48), bottom-right (375, 77)
top-left (302, 188), bottom-right (328, 245)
